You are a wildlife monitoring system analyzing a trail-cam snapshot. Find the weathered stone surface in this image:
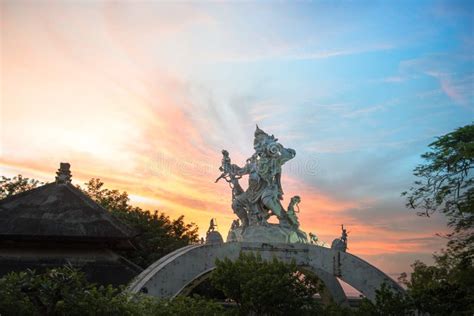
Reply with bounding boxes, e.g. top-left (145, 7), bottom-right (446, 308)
top-left (216, 126), bottom-right (308, 243)
top-left (128, 242), bottom-right (404, 303)
top-left (206, 231), bottom-right (223, 244)
top-left (226, 224), bottom-right (307, 243)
